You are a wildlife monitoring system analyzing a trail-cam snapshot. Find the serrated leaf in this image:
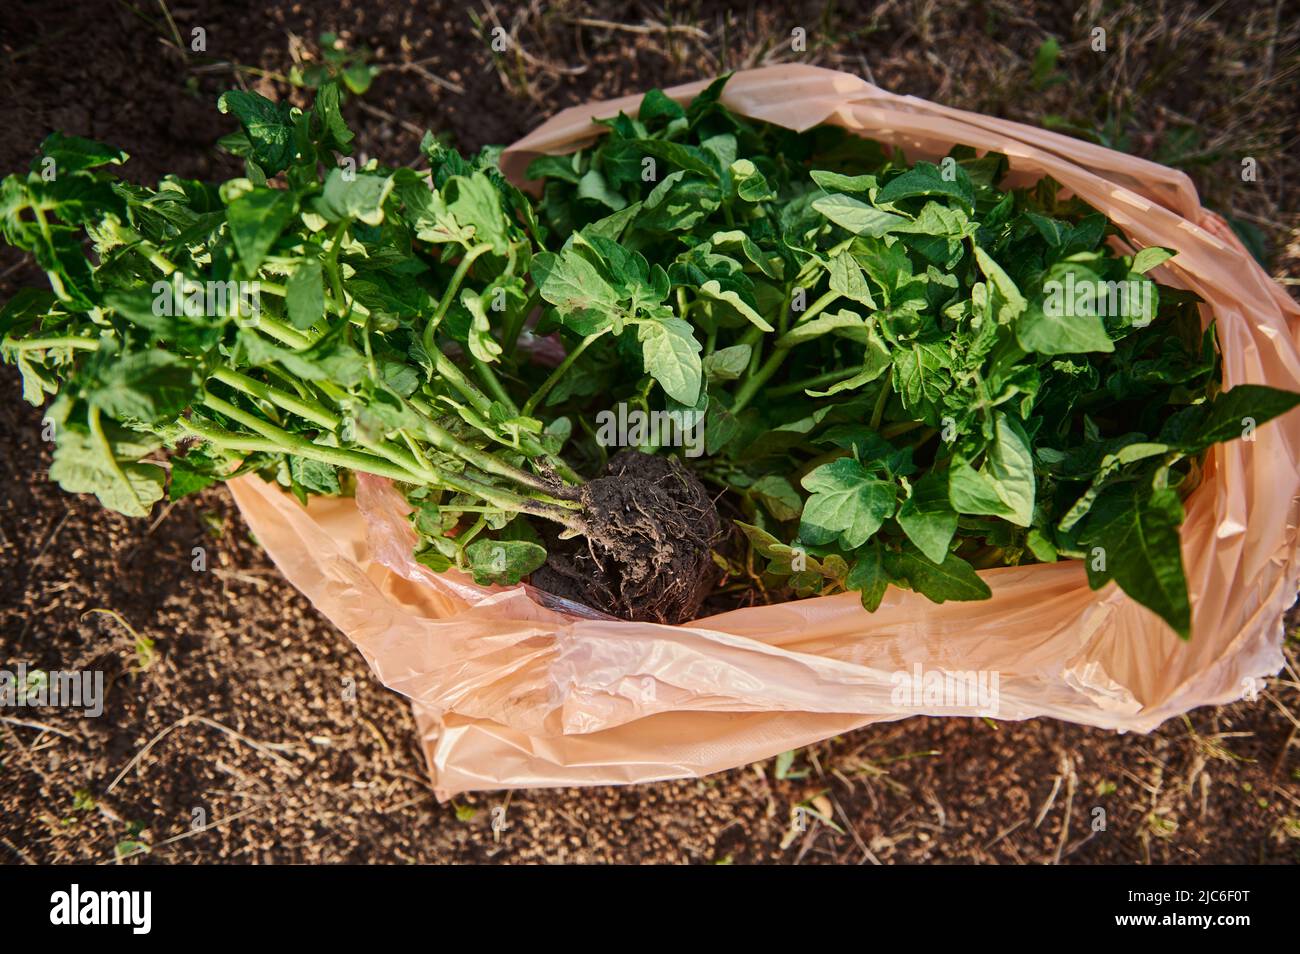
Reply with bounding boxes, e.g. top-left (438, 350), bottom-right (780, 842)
top-left (217, 91), bottom-right (295, 174)
top-left (87, 350), bottom-right (198, 424)
top-left (892, 342), bottom-right (950, 423)
top-left (888, 545), bottom-right (991, 603)
top-left (638, 317), bottom-right (703, 405)
top-left (534, 247), bottom-right (620, 327)
top-left (169, 452), bottom-right (222, 500)
top-left (846, 539), bottom-right (889, 611)
top-left (1078, 482), bottom-right (1190, 638)
top-left (799, 457), bottom-right (896, 549)
top-left (49, 425), bottom-right (164, 518)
